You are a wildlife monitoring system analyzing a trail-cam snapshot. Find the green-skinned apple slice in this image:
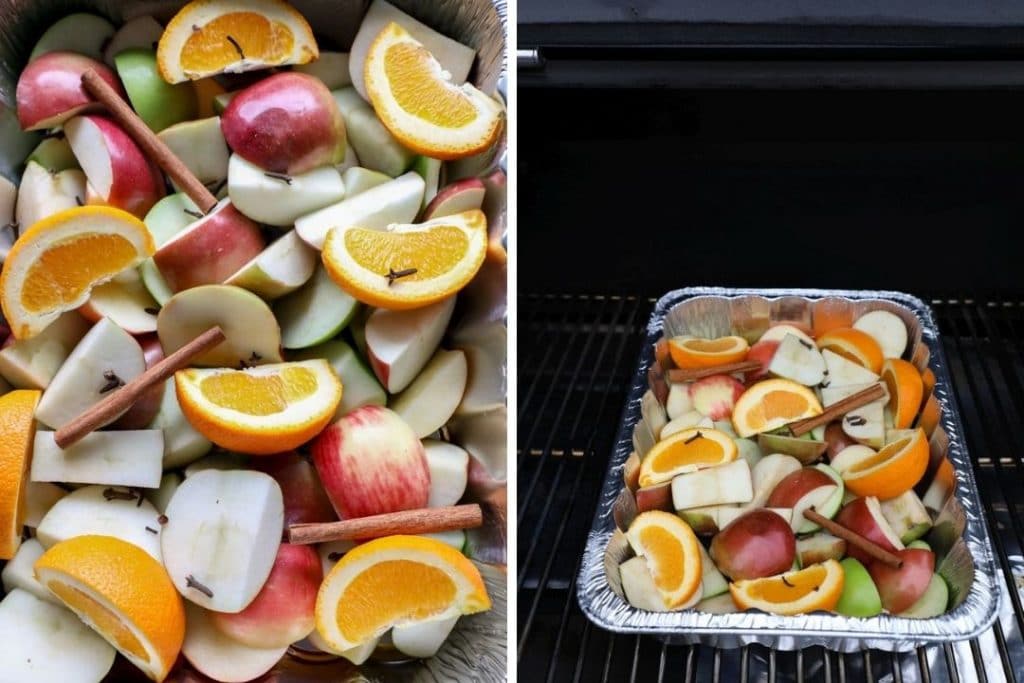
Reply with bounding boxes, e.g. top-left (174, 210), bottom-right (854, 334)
top-left (225, 230), bottom-right (318, 301)
top-left (756, 431), bottom-right (828, 464)
top-left (141, 192), bottom-right (199, 304)
top-left (391, 348), bottom-right (467, 439)
top-left (348, 0), bottom-right (474, 100)
top-left (696, 592), bottom-right (740, 614)
top-left (735, 437), bottom-right (764, 469)
top-left (880, 490), bottom-right (933, 544)
top-left (103, 16), bottom-right (163, 66)
top-left (342, 166), bottom-right (391, 196)
top-left (290, 339), bottom-right (385, 418)
top-left (332, 87), bottom-right (415, 177)
top-left (898, 573), bottom-right (948, 618)
top-left (36, 485), bottom-right (162, 560)
top-left (148, 380), bottom-right (213, 469)
top-left (275, 265), bottom-right (360, 349)
top-left (336, 140), bottom-right (360, 174)
top-left (115, 49), bottom-right (197, 132)
top-left (157, 116), bottom-right (230, 186)
top-left (907, 539), bottom-right (932, 551)
top-left (35, 317), bottom-right (145, 429)
top-left (227, 154), bottom-right (346, 226)
top-left (294, 170), bottom-right (423, 249)
top-left (0, 312), bottom-right (88, 389)
top-left (29, 13), bottom-right (115, 61)
top-left (295, 51), bottom-right (352, 90)
top-left (412, 156), bottom-right (443, 210)
top-left (422, 178), bottom-right (487, 220)
top-left (158, 285), bottom-right (283, 368)
top-left (31, 430), bottom-right (163, 488)
top-left (26, 137), bottom-right (79, 172)
top-left (392, 615), bottom-right (459, 658)
top-left (697, 541), bottom-right (728, 598)
top-left (835, 557), bottom-right (883, 617)
top-left (0, 589), bottom-right (116, 683)
top-left (15, 162), bottom-right (86, 229)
